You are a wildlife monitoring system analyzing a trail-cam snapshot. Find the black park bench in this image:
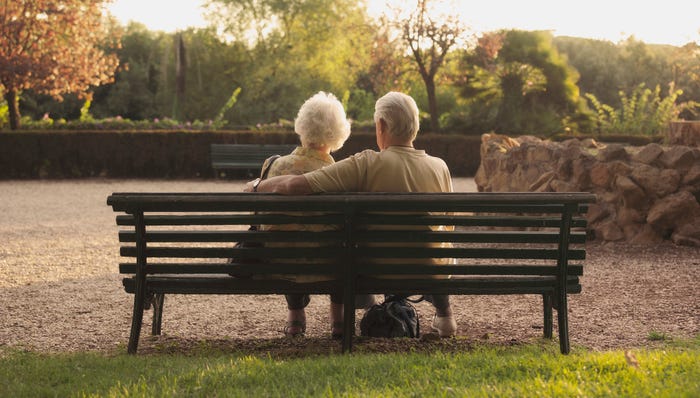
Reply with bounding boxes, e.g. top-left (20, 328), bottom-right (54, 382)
top-left (210, 143), bottom-right (296, 177)
top-left (107, 192), bottom-right (595, 354)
